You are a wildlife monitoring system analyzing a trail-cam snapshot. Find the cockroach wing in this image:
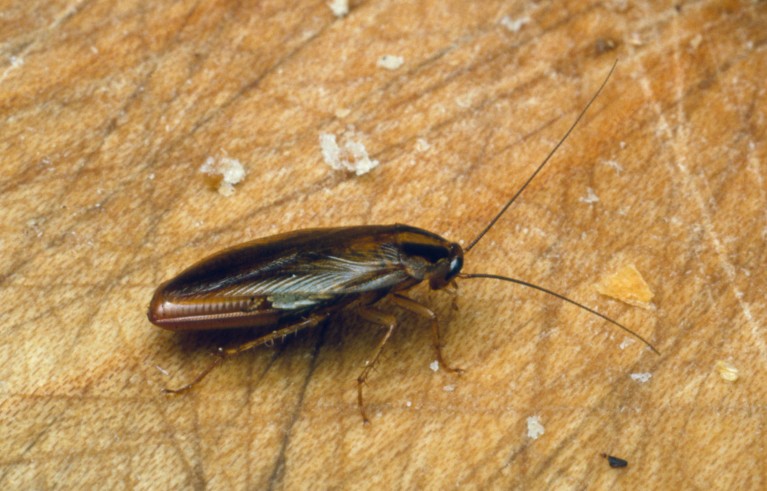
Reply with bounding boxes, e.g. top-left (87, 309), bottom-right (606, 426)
top-left (212, 245), bottom-right (416, 312)
top-left (149, 226), bottom-right (428, 330)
